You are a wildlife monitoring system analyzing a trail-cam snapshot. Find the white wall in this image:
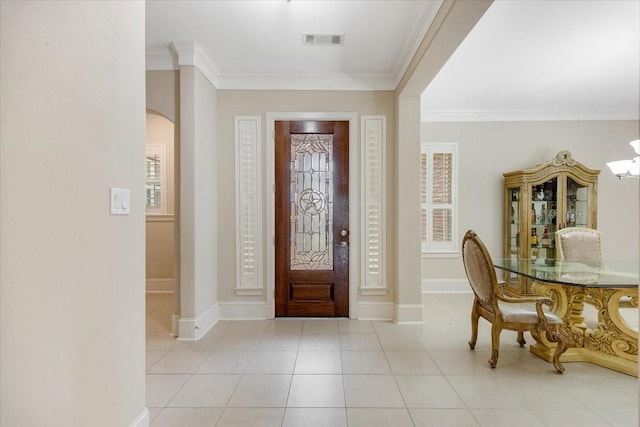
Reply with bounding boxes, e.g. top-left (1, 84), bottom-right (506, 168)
top-left (0, 2), bottom-right (147, 426)
top-left (421, 120), bottom-right (640, 283)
